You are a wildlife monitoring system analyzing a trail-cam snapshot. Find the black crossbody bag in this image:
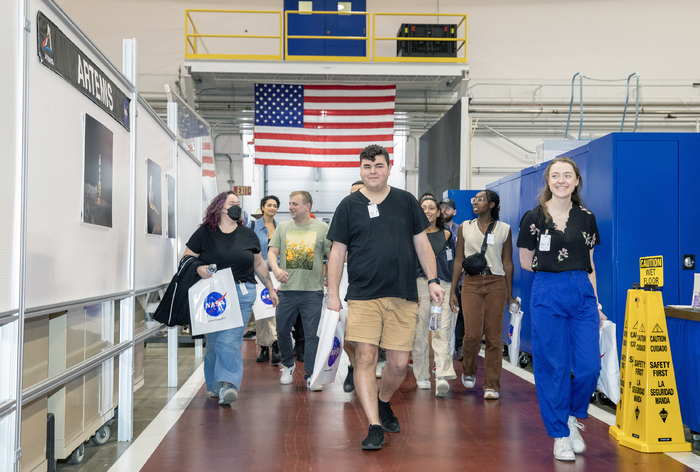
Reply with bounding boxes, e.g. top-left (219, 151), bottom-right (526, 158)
top-left (462, 220), bottom-right (495, 276)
